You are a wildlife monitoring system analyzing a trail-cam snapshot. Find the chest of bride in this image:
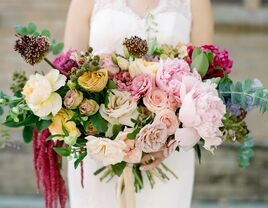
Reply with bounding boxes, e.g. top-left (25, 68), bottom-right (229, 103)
top-left (90, 6), bottom-right (192, 50)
